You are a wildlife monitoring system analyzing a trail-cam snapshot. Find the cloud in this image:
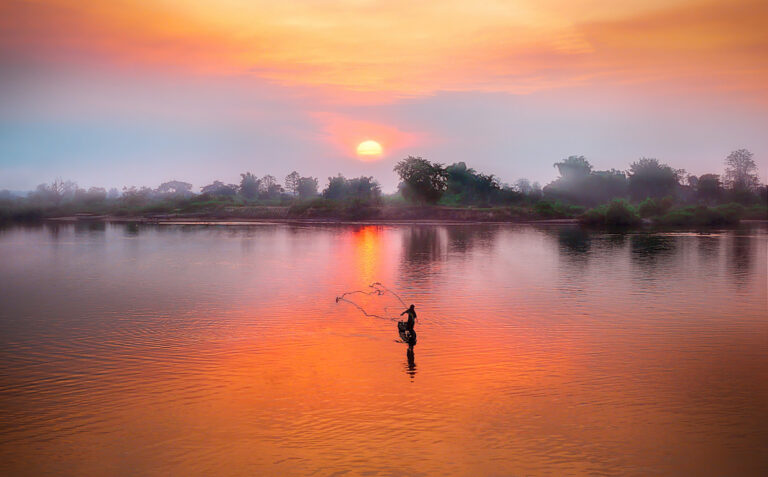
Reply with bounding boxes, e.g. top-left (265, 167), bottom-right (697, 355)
top-left (2, 0), bottom-right (765, 101)
top-left (1, 0), bottom-right (766, 190)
